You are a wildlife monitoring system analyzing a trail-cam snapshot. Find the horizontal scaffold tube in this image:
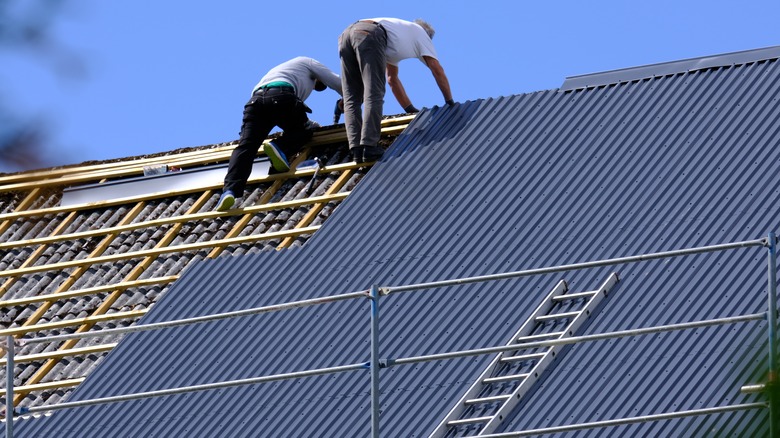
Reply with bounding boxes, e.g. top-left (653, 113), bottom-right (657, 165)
top-left (382, 238), bottom-right (766, 295)
top-left (22, 362), bottom-right (369, 416)
top-left (19, 290), bottom-right (369, 345)
top-left (383, 312), bottom-right (766, 367)
top-left (476, 402), bottom-right (767, 437)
